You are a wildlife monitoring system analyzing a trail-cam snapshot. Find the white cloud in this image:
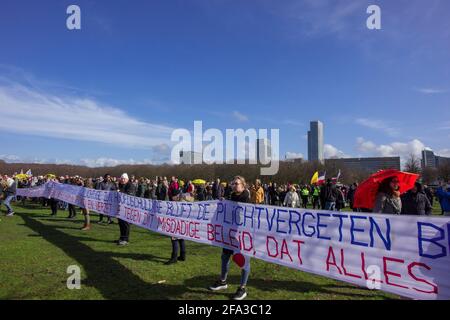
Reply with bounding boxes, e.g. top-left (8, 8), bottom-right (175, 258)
top-left (283, 120), bottom-right (303, 126)
top-left (355, 118), bottom-right (399, 137)
top-left (437, 149), bottom-right (450, 157)
top-left (285, 152), bottom-right (303, 159)
top-left (0, 154), bottom-right (157, 167)
top-left (78, 158), bottom-right (154, 167)
top-left (324, 144), bottom-right (349, 159)
top-left (232, 111), bottom-right (249, 122)
top-left (269, 0), bottom-right (365, 38)
top-left (416, 88), bottom-right (447, 94)
top-left (0, 81), bottom-right (174, 149)
top-left (356, 137), bottom-right (427, 158)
